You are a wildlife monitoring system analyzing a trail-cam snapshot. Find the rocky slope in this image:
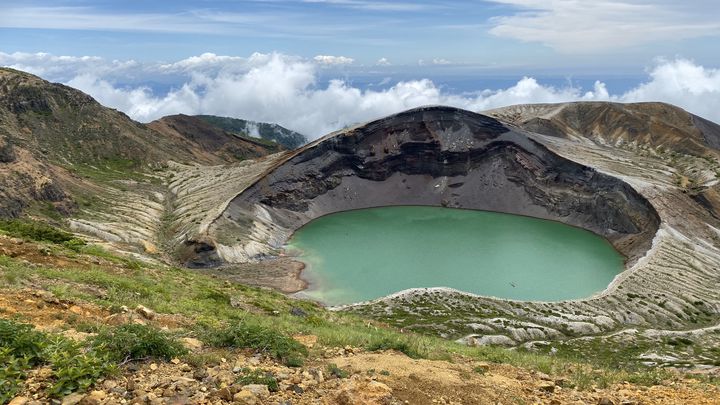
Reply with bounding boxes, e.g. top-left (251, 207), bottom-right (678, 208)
top-left (147, 114), bottom-right (283, 162)
top-left (485, 101), bottom-right (720, 155)
top-left (0, 68), bottom-right (280, 220)
top-left (2, 235), bottom-right (719, 405)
